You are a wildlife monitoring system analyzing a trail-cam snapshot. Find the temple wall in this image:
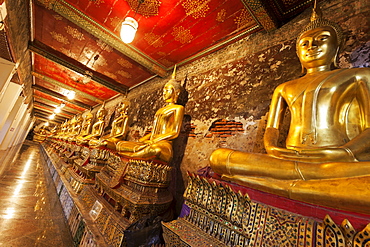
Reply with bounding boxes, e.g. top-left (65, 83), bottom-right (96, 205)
top-left (98, 0), bottom-right (369, 213)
